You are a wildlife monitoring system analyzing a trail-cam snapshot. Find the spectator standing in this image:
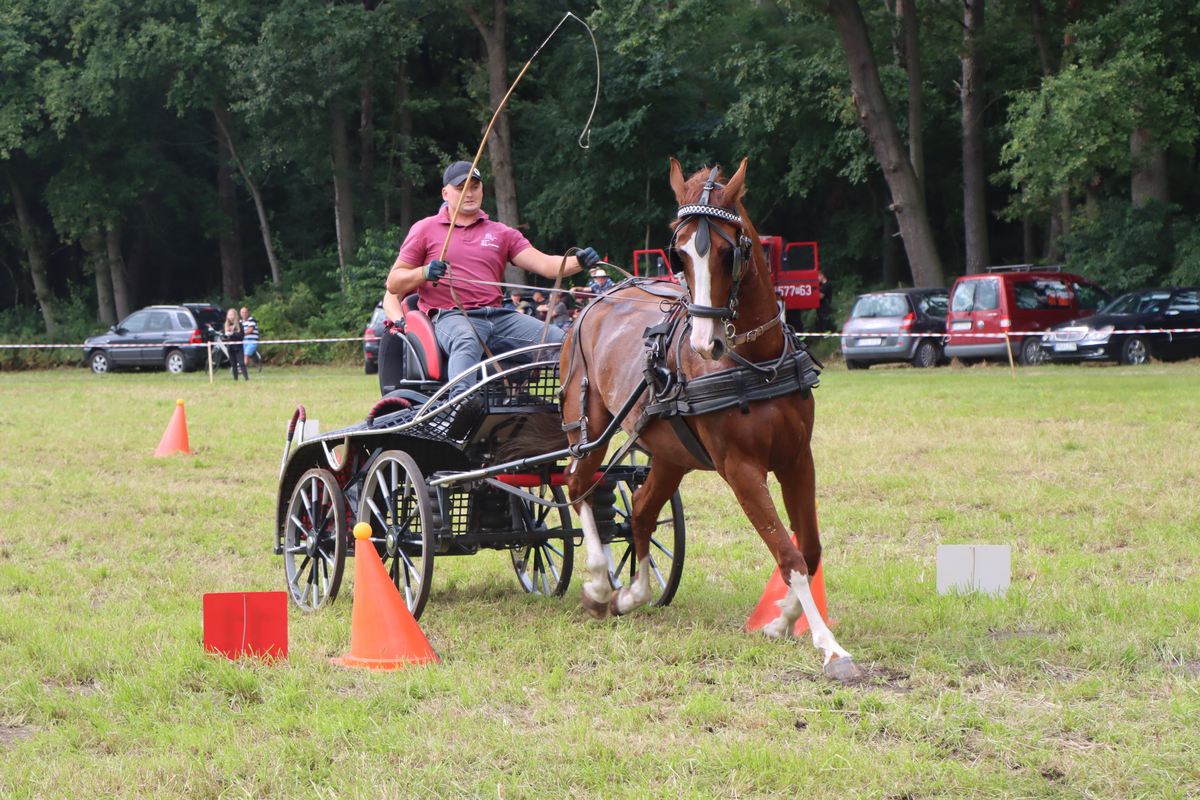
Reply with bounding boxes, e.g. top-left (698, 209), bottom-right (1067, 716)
top-left (239, 306), bottom-right (261, 371)
top-left (223, 308), bottom-right (248, 380)
top-left (815, 271), bottom-right (835, 332)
